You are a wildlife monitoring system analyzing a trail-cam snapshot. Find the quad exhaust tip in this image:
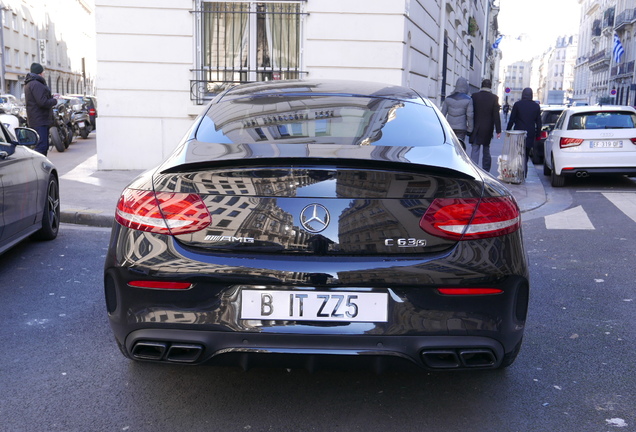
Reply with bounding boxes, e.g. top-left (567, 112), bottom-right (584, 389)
top-left (420, 348), bottom-right (496, 369)
top-left (130, 342), bottom-right (496, 369)
top-left (131, 341), bottom-right (204, 363)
